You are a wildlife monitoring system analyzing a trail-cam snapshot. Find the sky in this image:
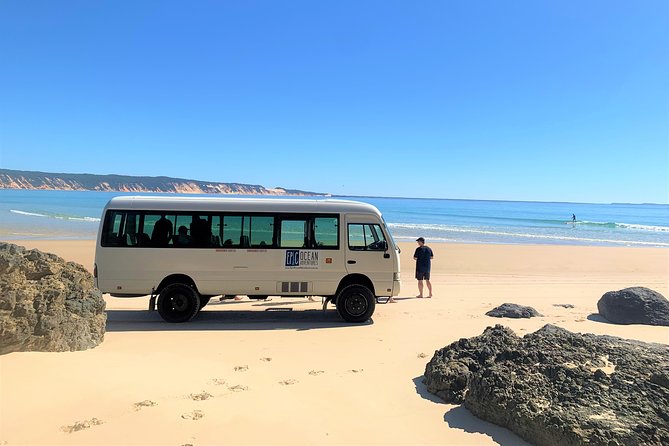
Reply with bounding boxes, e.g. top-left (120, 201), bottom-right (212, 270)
top-left (0, 1), bottom-right (667, 203)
